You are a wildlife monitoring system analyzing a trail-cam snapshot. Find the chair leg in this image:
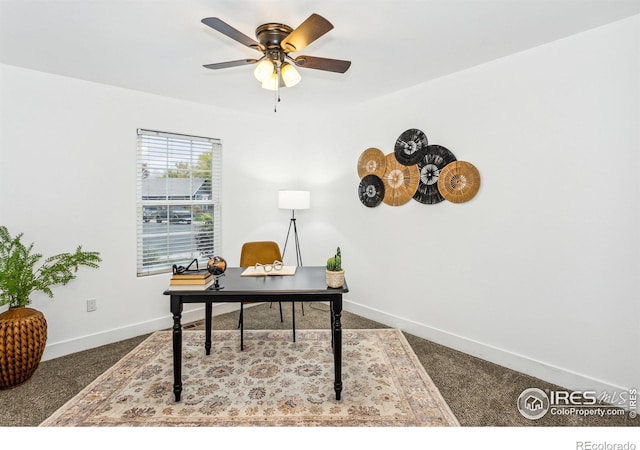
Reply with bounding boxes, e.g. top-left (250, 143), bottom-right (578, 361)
top-left (292, 302), bottom-right (296, 342)
top-left (278, 302), bottom-right (283, 322)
